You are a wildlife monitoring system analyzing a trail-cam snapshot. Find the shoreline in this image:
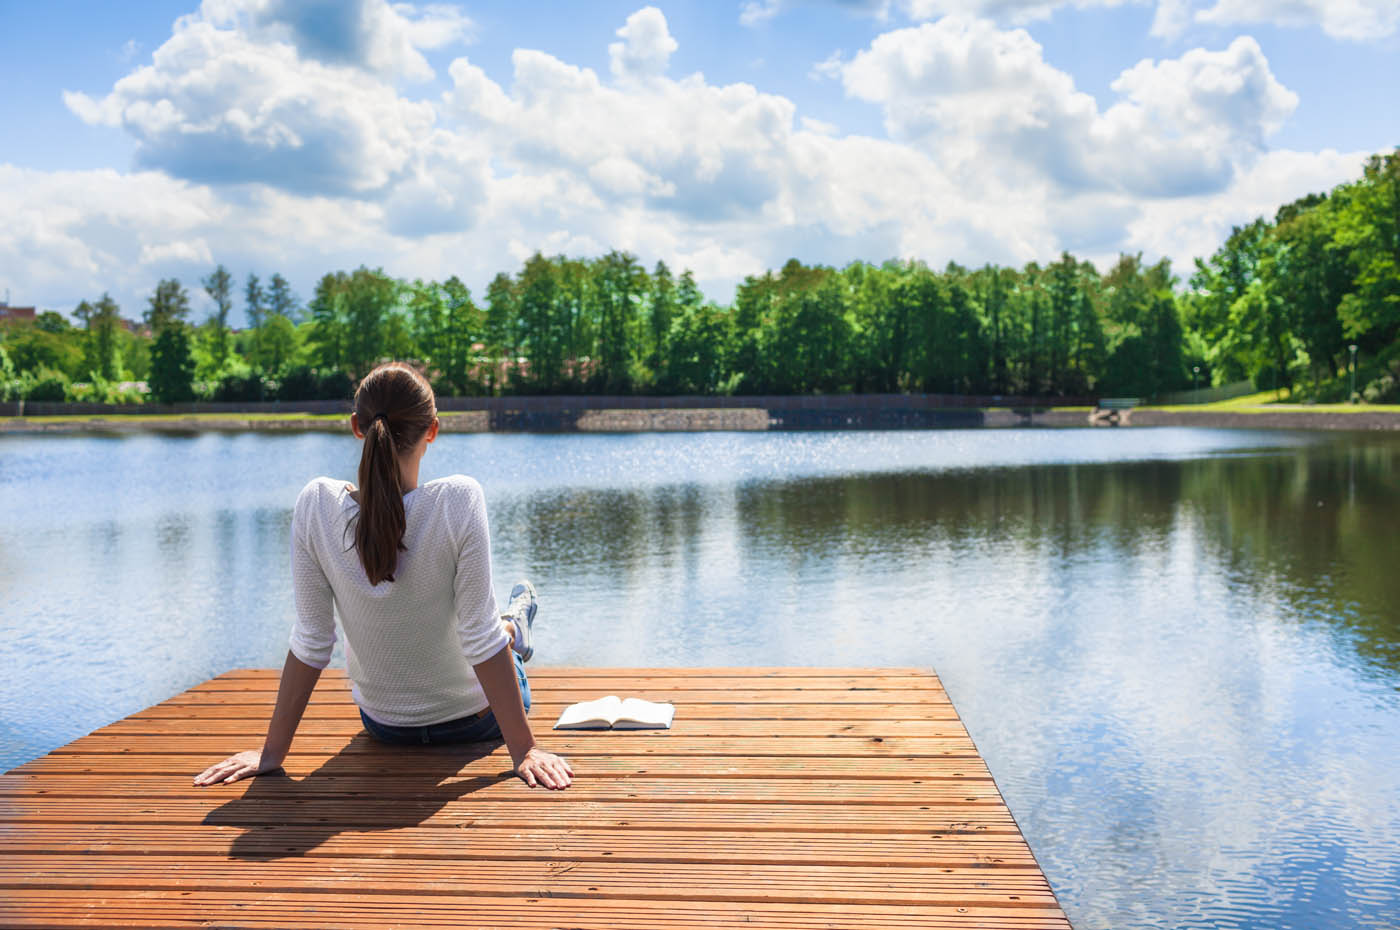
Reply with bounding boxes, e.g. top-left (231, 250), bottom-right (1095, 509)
top-left (3, 405), bottom-right (1400, 434)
